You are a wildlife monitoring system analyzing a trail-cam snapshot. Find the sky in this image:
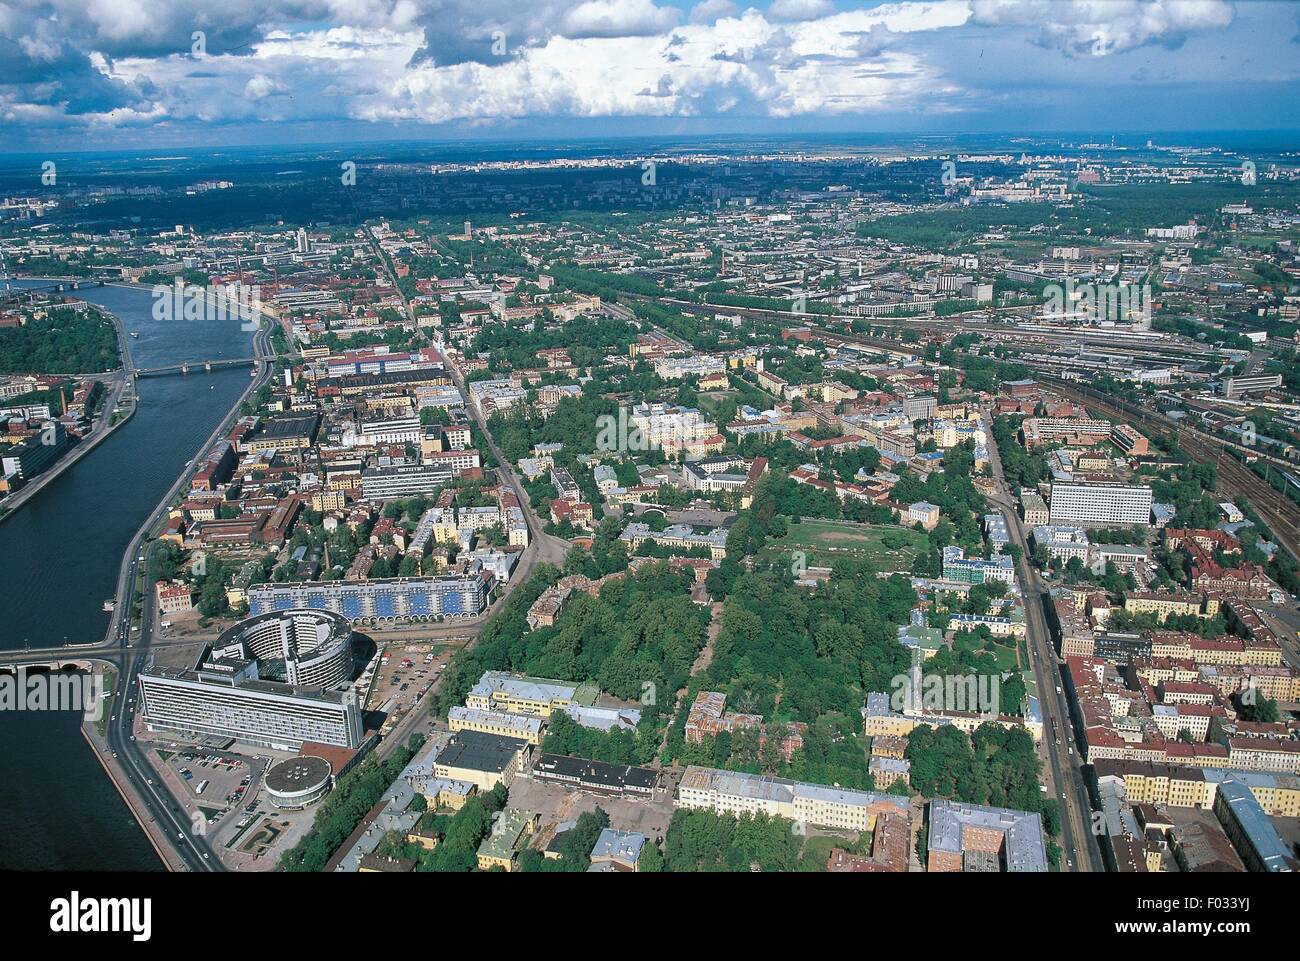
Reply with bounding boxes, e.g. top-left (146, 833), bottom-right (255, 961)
top-left (0, 0), bottom-right (1298, 151)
